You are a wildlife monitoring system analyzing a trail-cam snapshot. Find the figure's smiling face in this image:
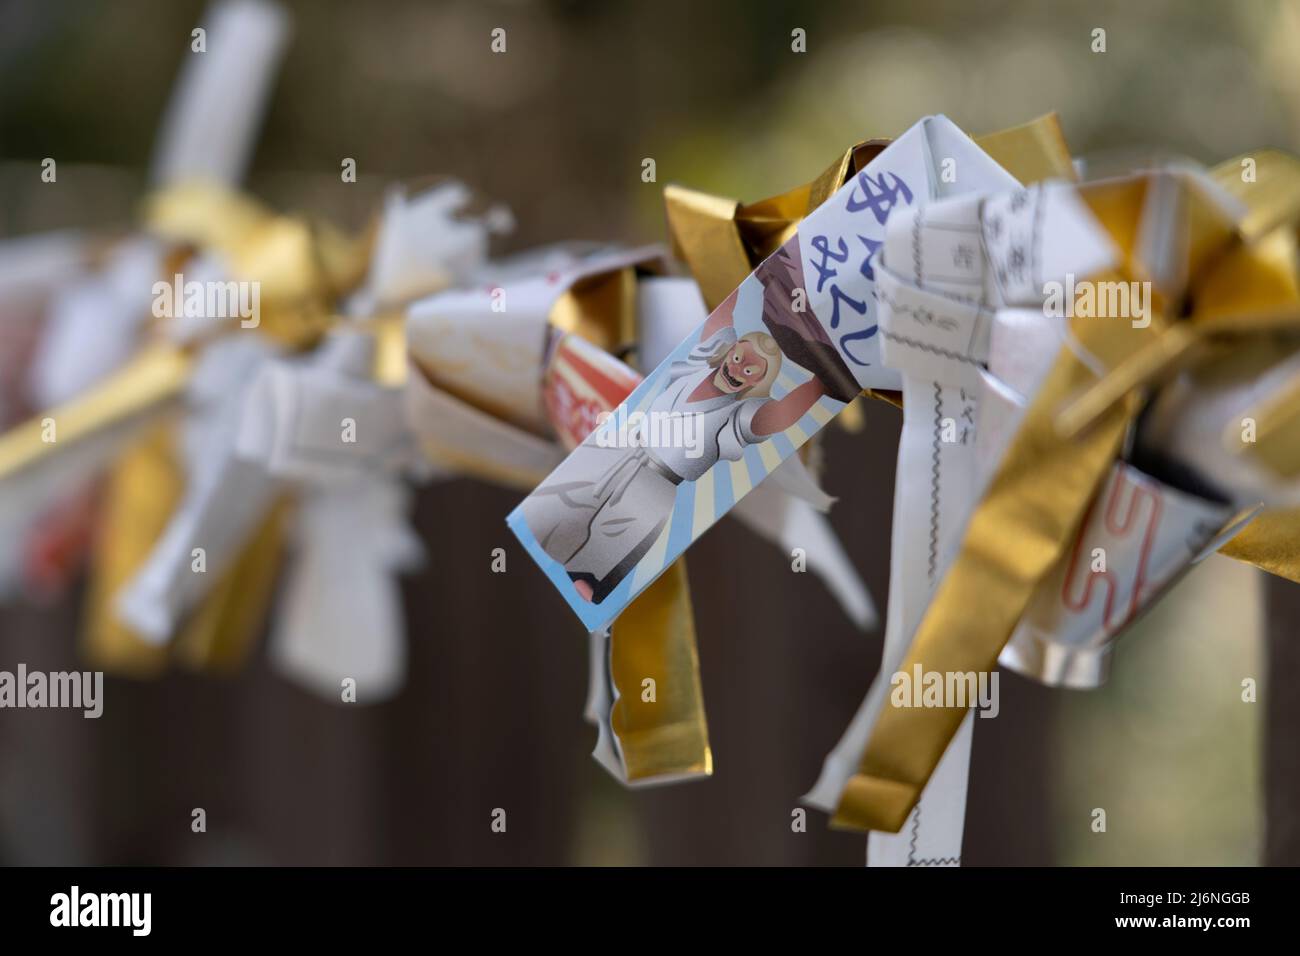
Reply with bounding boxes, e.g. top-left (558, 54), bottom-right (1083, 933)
top-left (714, 341), bottom-right (768, 393)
